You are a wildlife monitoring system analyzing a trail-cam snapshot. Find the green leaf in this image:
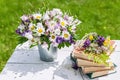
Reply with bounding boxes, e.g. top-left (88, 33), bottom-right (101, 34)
top-left (58, 42), bottom-right (65, 49)
top-left (40, 35), bottom-right (51, 49)
top-left (30, 43), bottom-right (38, 48)
top-left (64, 42), bottom-right (70, 47)
top-left (58, 44), bottom-right (61, 49)
top-left (87, 52), bottom-right (109, 65)
top-left (17, 36), bottom-right (28, 44)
